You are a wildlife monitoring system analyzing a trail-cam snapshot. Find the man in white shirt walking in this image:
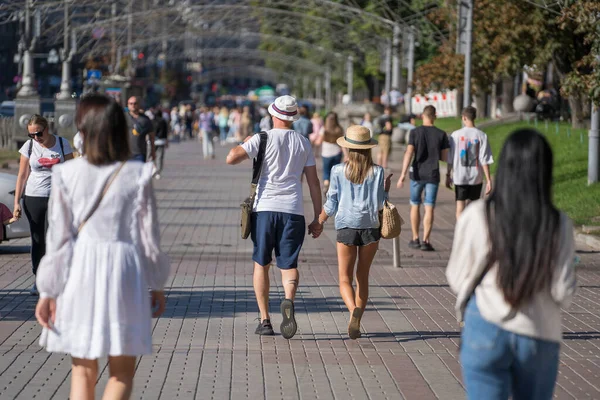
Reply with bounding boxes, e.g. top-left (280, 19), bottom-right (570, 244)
top-left (446, 106), bottom-right (494, 219)
top-left (226, 95), bottom-right (323, 339)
